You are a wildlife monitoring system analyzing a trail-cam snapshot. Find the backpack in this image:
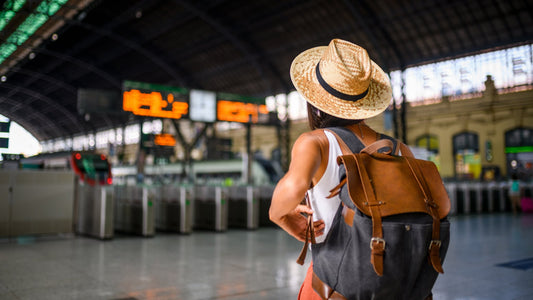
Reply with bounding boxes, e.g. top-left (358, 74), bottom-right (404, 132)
top-left (297, 127), bottom-right (450, 300)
